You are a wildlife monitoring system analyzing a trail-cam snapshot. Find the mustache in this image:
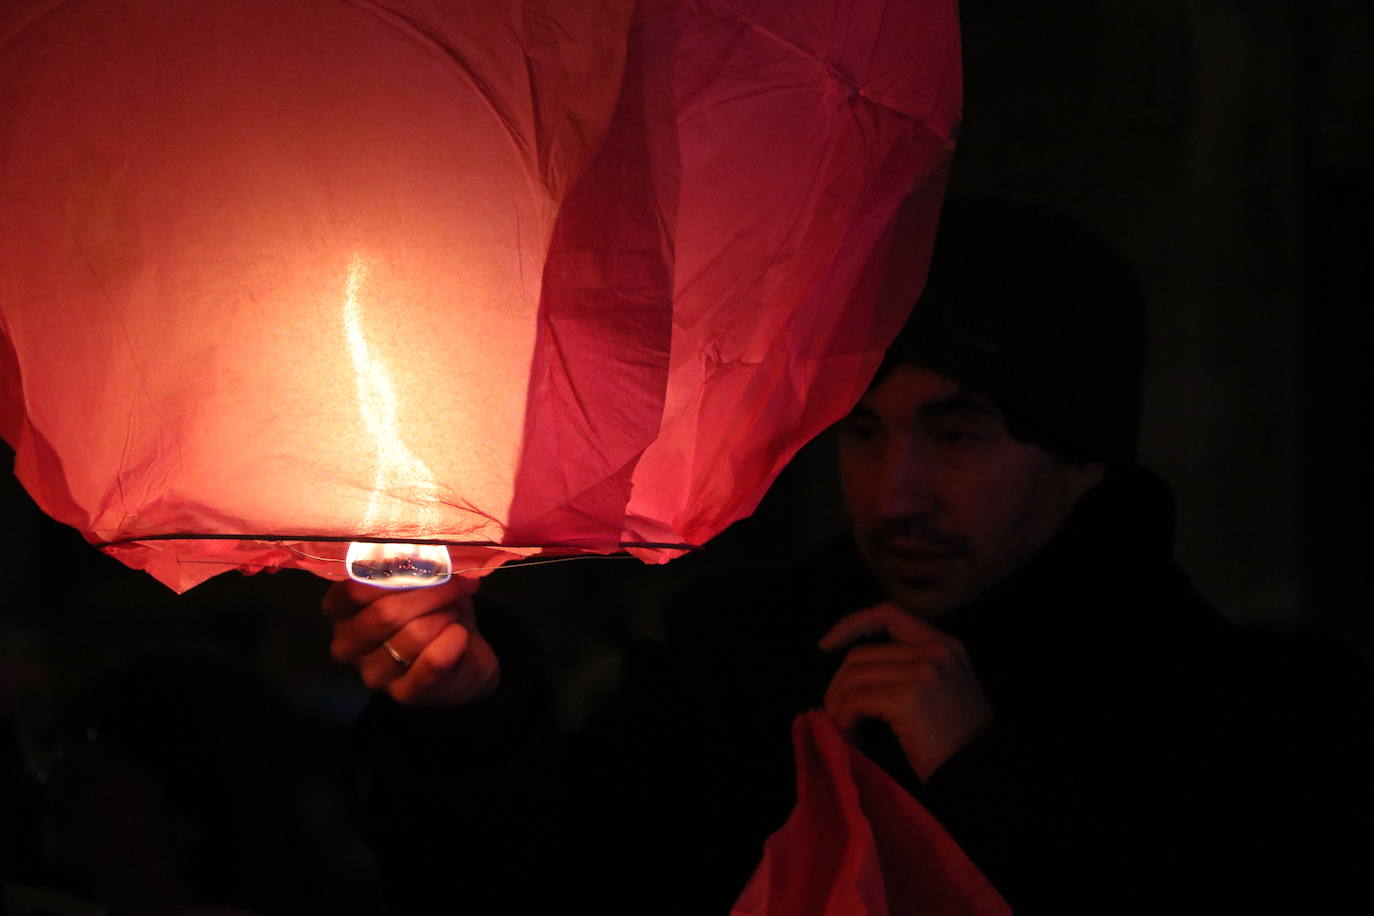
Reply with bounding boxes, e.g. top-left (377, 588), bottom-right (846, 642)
top-left (870, 516), bottom-right (968, 555)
